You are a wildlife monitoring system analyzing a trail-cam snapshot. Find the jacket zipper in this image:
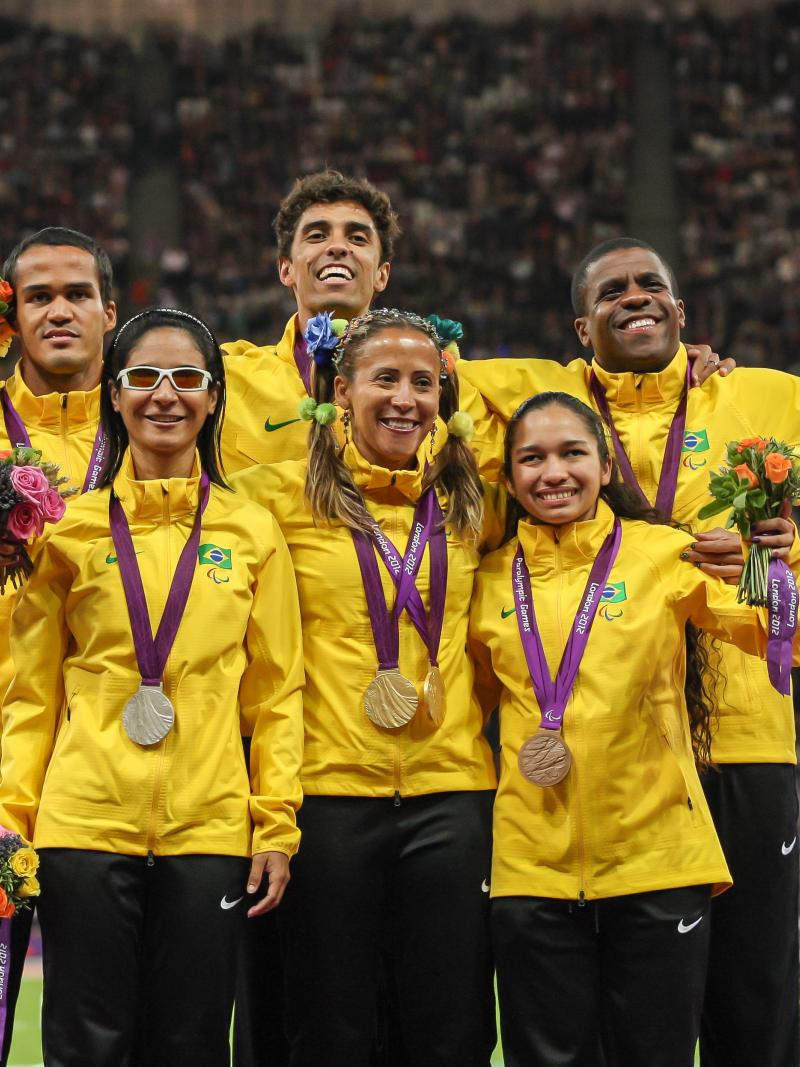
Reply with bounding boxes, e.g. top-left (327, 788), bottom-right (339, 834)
top-left (145, 495), bottom-right (171, 859)
top-left (555, 533), bottom-right (588, 906)
top-left (59, 394), bottom-right (73, 484)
